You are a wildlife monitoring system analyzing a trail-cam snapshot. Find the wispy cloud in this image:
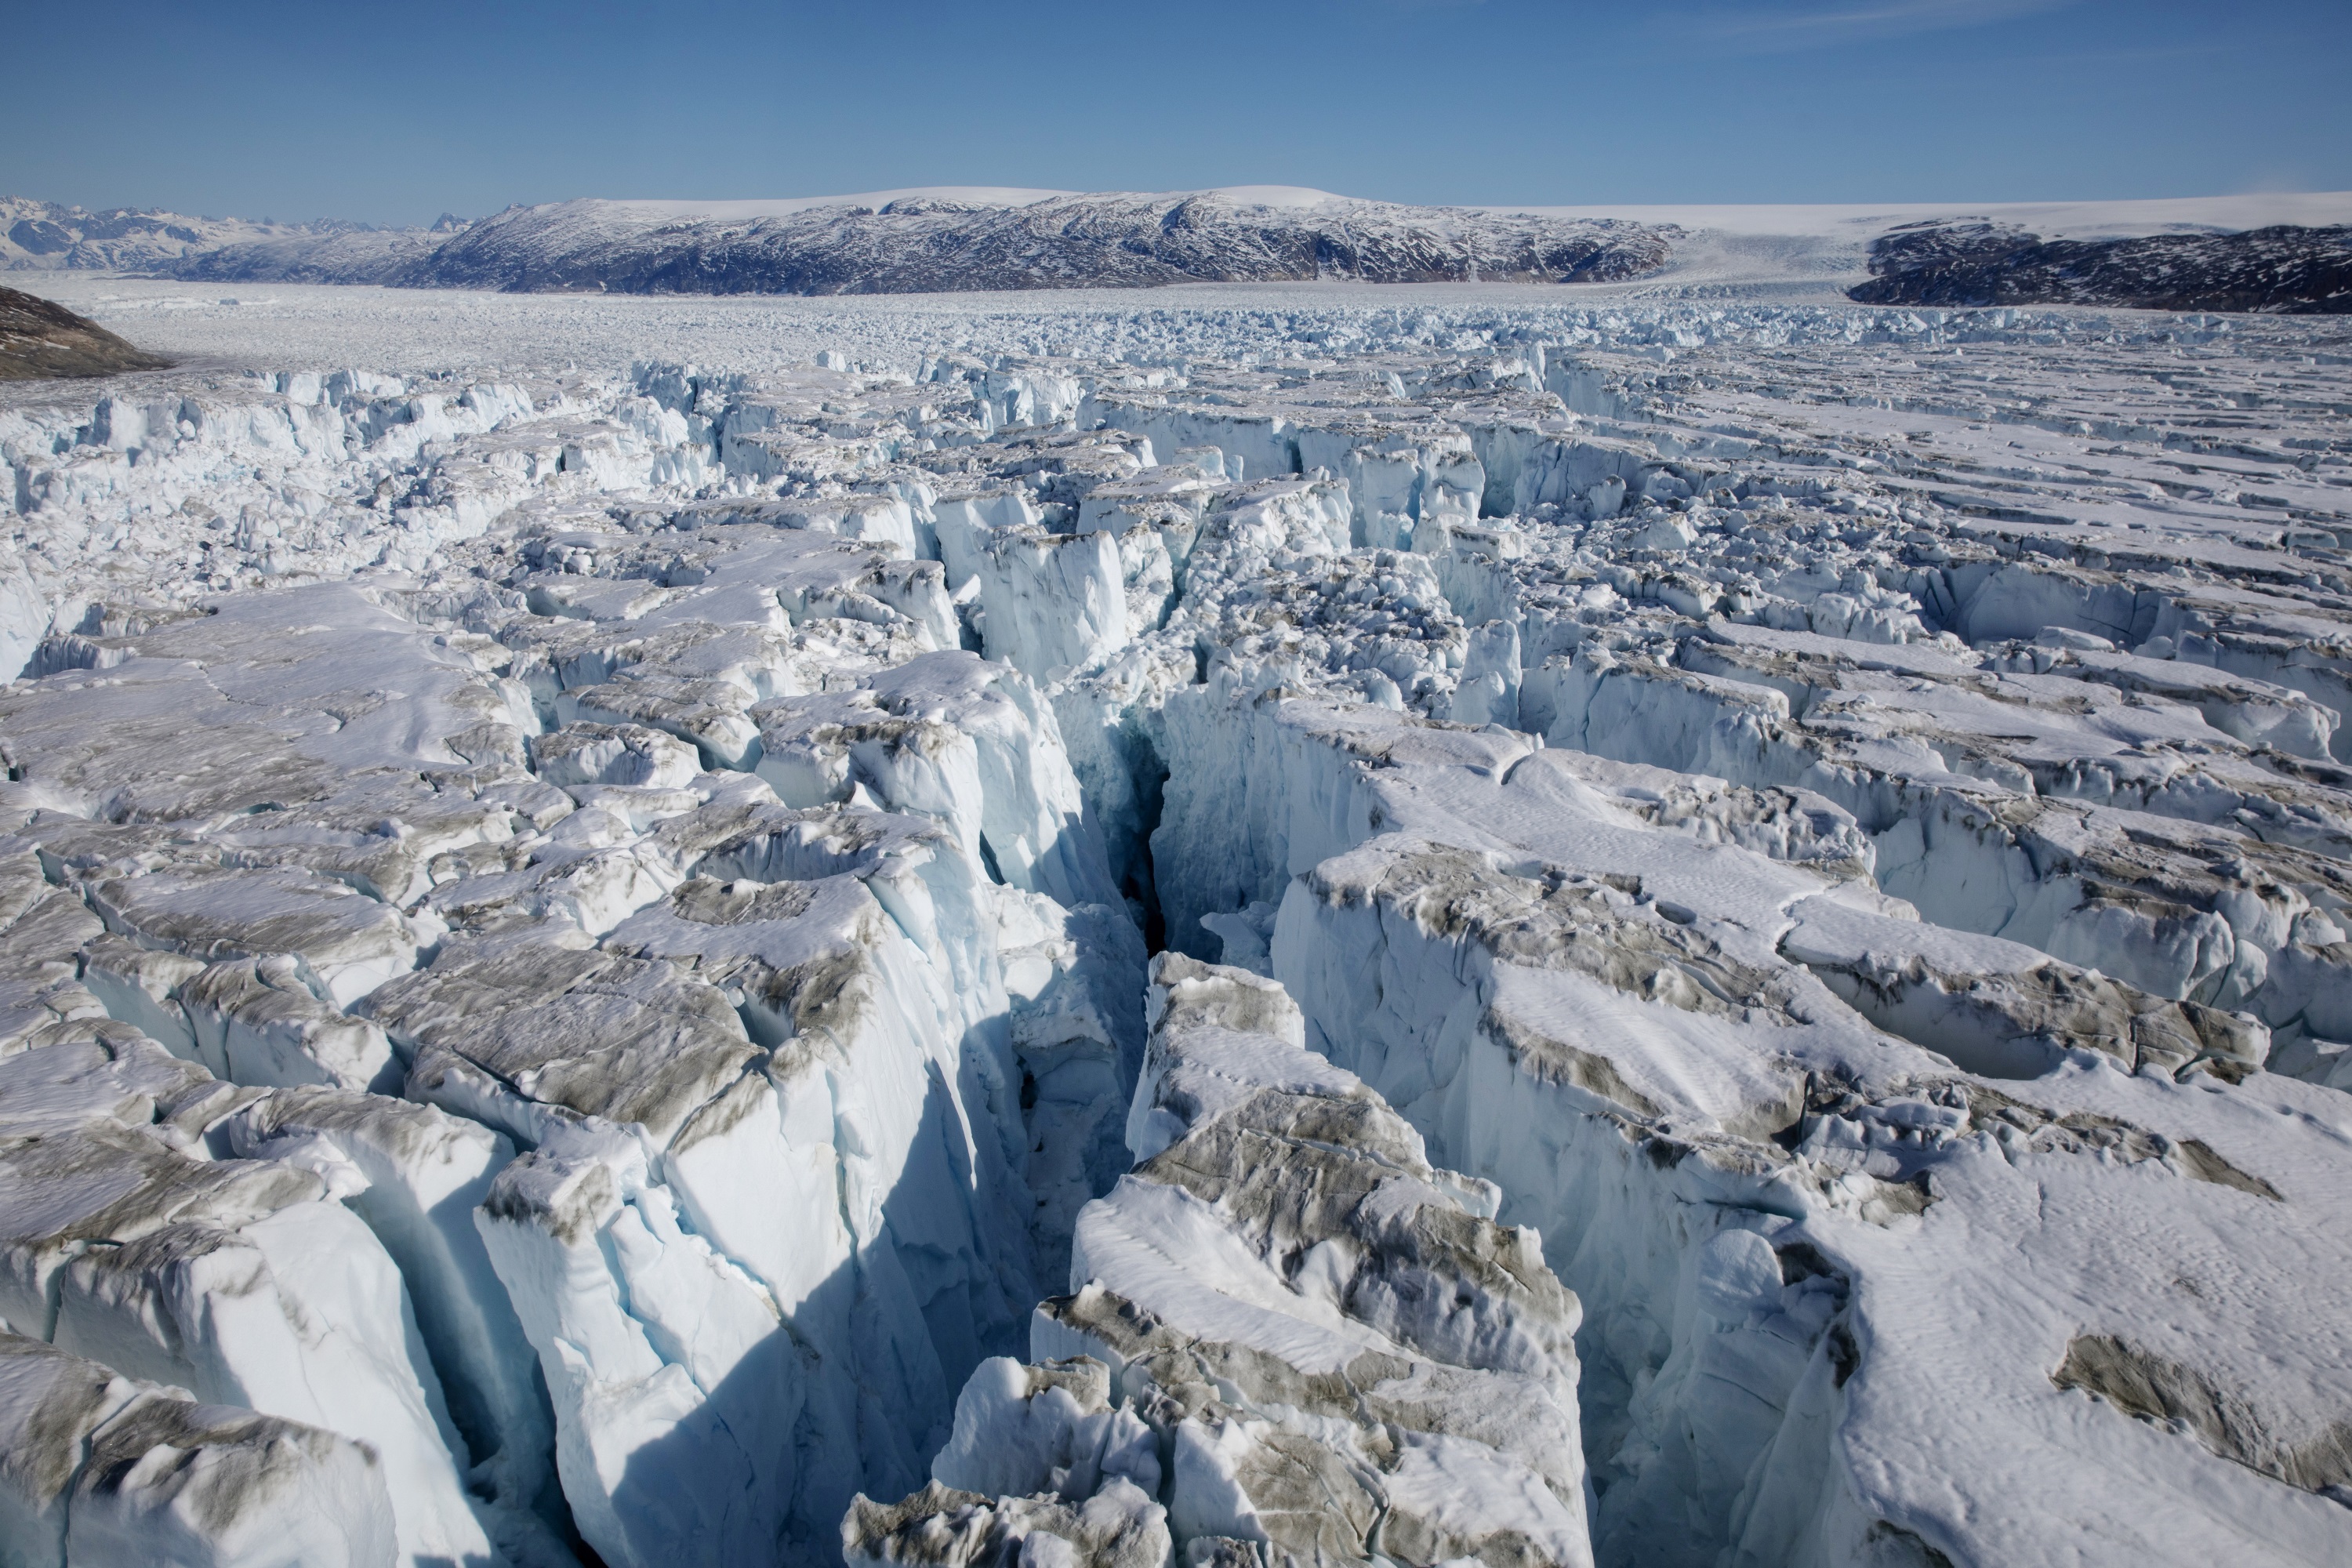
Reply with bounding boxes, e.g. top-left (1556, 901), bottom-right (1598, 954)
top-left (1693, 0), bottom-right (2076, 51)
